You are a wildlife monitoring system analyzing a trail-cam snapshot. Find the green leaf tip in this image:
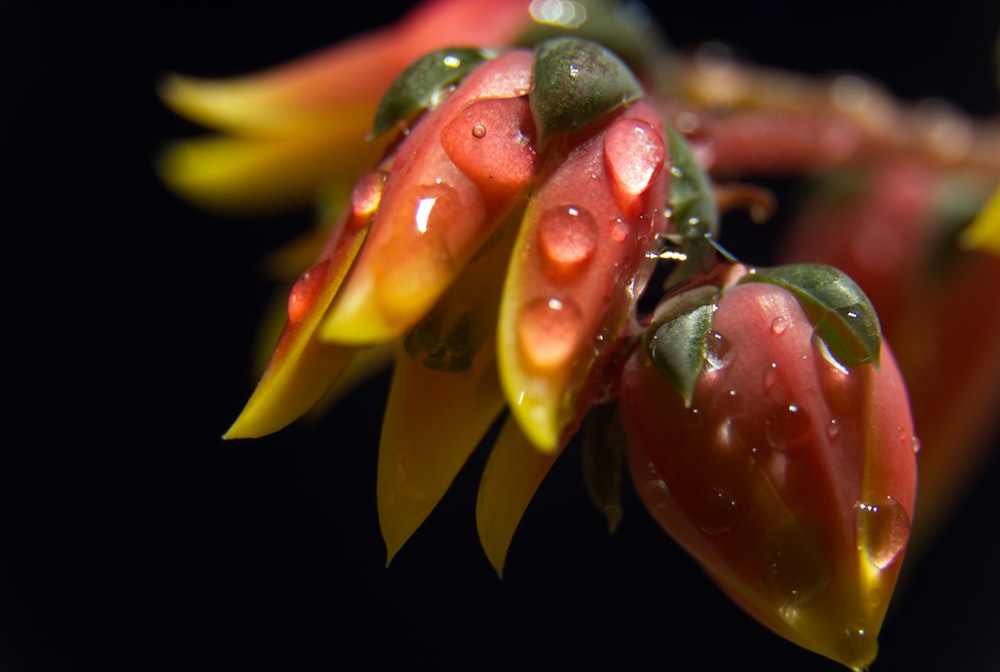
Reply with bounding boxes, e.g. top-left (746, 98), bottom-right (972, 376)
top-left (742, 263), bottom-right (883, 369)
top-left (369, 47), bottom-right (495, 139)
top-left (530, 37), bottom-right (644, 140)
top-left (645, 286), bottom-right (720, 406)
